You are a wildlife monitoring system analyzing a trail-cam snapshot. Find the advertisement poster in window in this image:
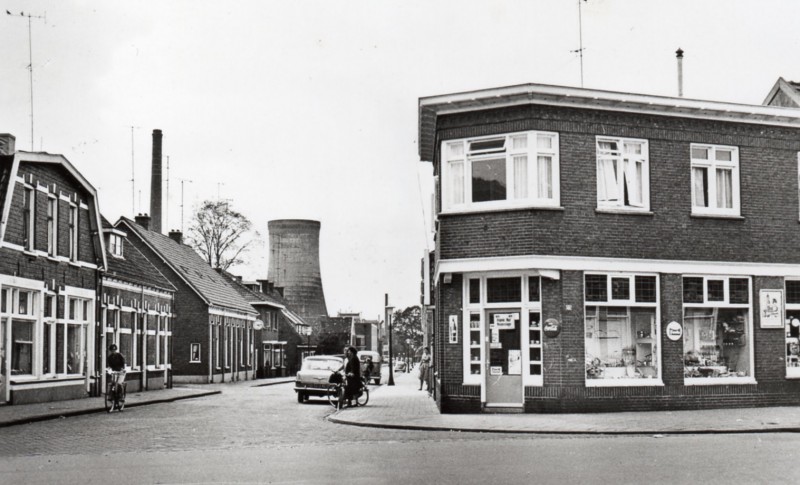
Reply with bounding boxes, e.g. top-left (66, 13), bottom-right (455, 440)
top-left (508, 350), bottom-right (521, 375)
top-left (760, 290), bottom-right (783, 328)
top-left (190, 343), bottom-right (201, 363)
